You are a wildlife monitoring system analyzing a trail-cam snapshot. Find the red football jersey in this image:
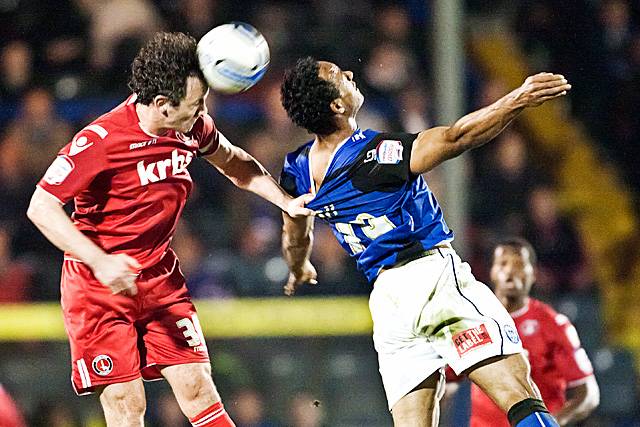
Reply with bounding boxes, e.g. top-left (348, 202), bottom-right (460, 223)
top-left (38, 94), bottom-right (219, 269)
top-left (0, 384), bottom-right (27, 427)
top-left (469, 298), bottom-right (594, 427)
